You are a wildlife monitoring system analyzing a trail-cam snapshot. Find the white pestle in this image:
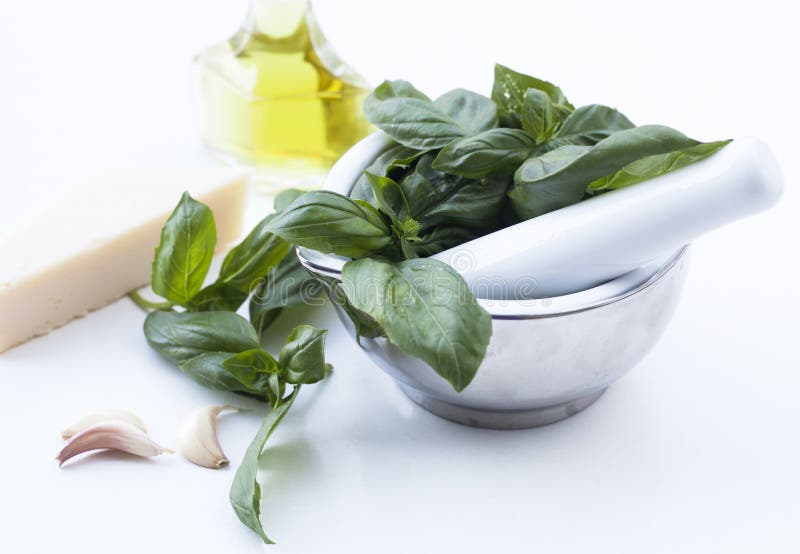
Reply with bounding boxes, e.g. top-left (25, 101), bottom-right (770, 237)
top-left (322, 132), bottom-right (783, 299)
